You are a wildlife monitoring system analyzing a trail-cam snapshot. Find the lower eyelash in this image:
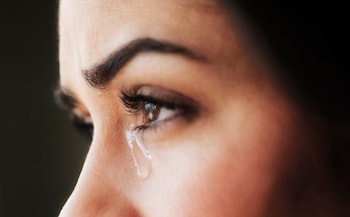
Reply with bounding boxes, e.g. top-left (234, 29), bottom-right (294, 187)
top-left (133, 117), bottom-right (170, 137)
